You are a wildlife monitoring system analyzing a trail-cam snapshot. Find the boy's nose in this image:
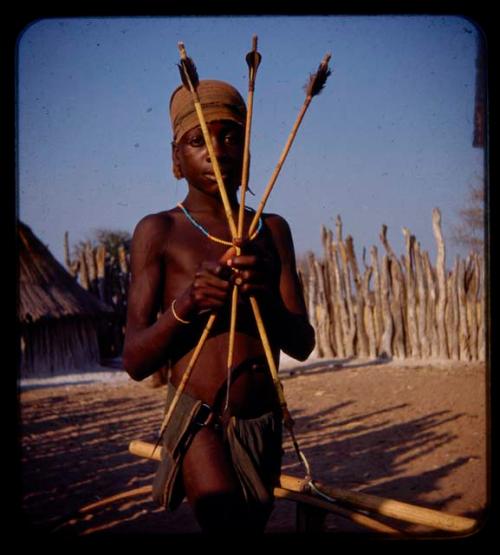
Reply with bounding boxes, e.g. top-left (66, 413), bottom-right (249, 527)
top-left (206, 135), bottom-right (225, 160)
